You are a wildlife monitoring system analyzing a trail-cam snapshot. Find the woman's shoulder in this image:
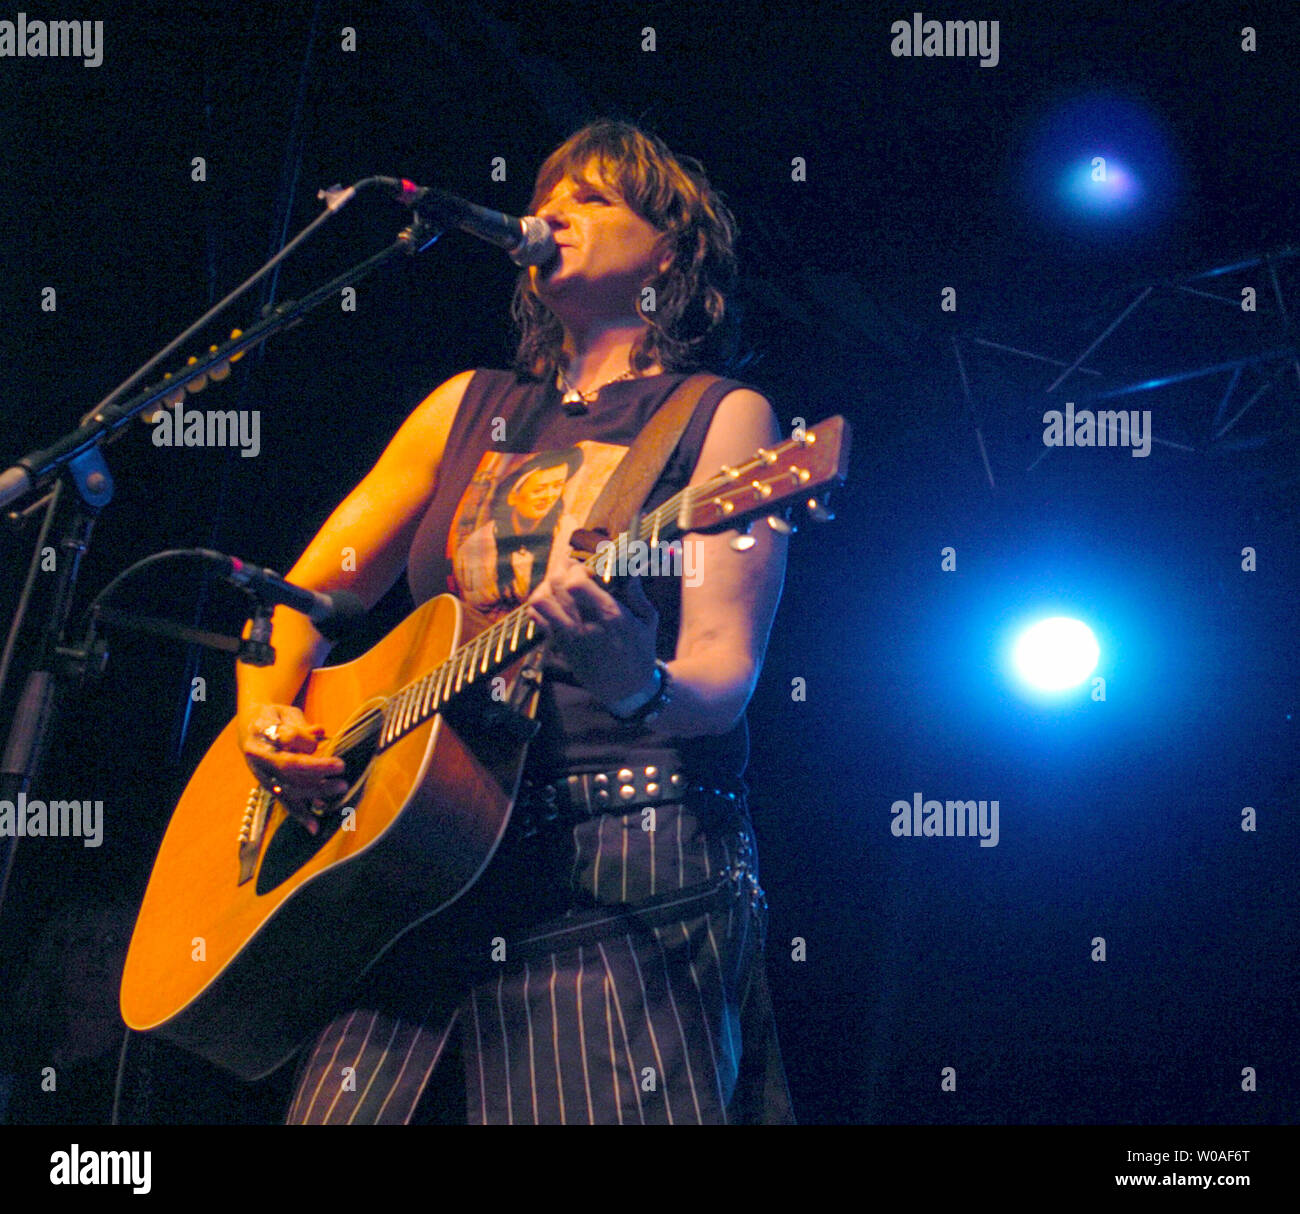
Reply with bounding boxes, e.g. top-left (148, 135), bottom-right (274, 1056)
top-left (403, 367), bottom-right (535, 438)
top-left (672, 371), bottom-right (776, 449)
top-left (446, 366), bottom-right (553, 410)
